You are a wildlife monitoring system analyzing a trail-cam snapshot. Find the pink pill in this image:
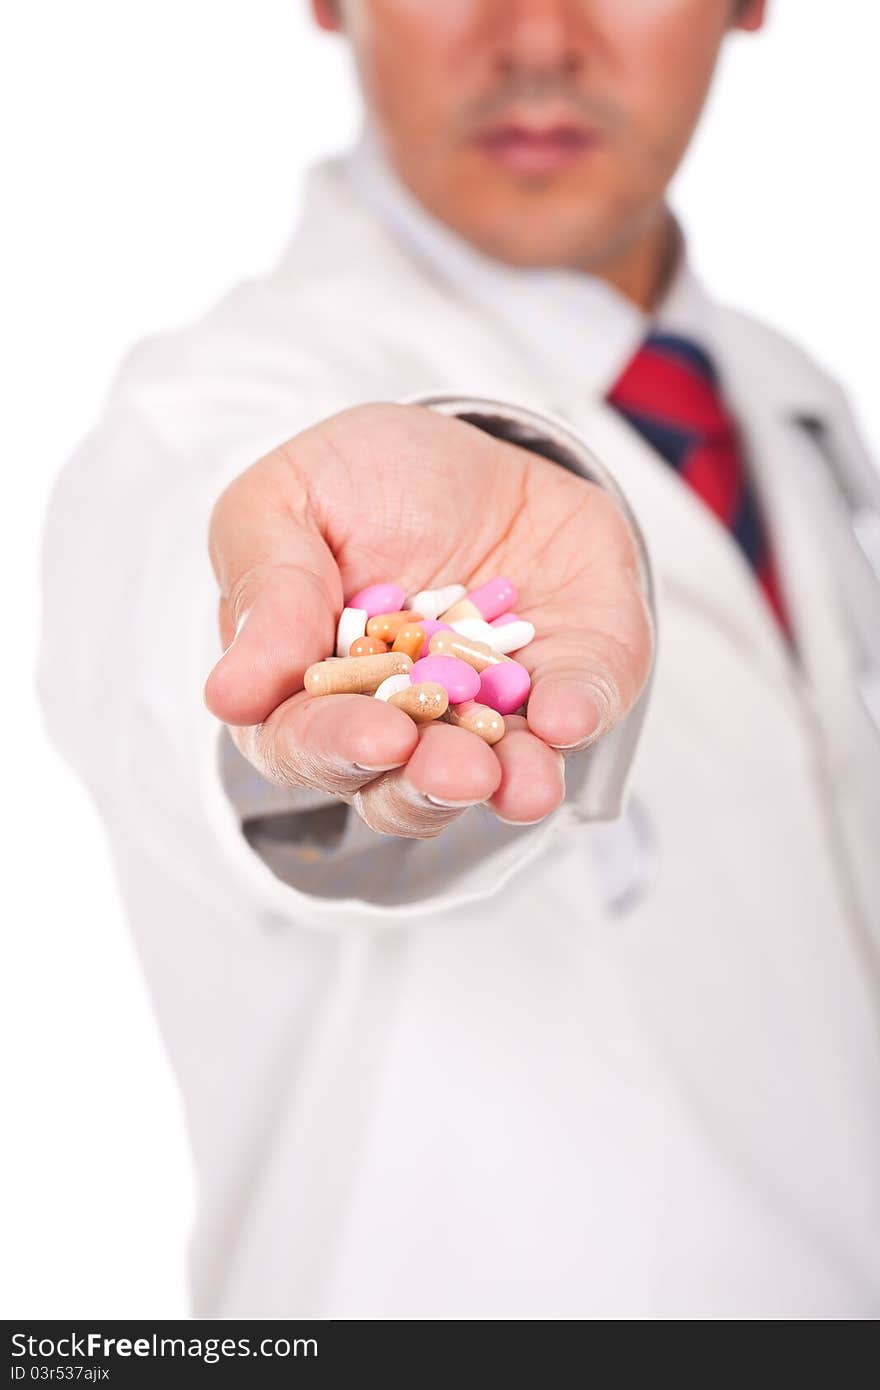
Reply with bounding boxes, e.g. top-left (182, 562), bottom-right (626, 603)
top-left (410, 655), bottom-right (480, 703)
top-left (490, 611), bottom-right (520, 628)
top-left (417, 619), bottom-right (452, 658)
top-left (478, 660), bottom-right (531, 715)
top-left (346, 582), bottom-right (406, 618)
top-left (467, 576), bottom-right (517, 622)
